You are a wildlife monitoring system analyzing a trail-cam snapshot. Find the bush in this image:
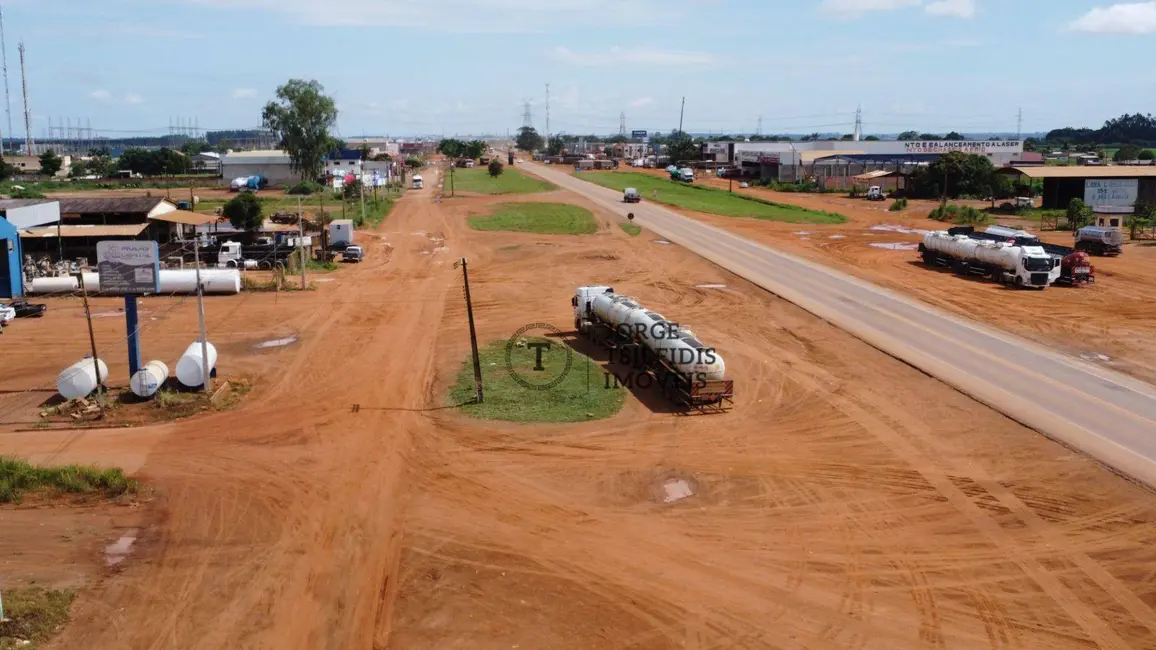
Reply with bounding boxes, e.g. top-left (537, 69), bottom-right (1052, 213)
top-left (10, 186), bottom-right (47, 199)
top-left (889, 198), bottom-right (908, 212)
top-left (929, 204), bottom-right (987, 225)
top-left (222, 192), bottom-right (263, 230)
top-left (1066, 198), bottom-right (1093, 230)
top-left (286, 180), bottom-right (323, 195)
